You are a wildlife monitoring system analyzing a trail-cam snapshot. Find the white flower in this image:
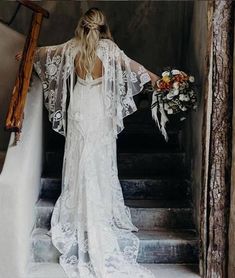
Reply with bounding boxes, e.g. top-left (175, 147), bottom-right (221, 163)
top-left (173, 89), bottom-right (179, 96)
top-left (171, 69), bottom-right (180, 75)
top-left (166, 92), bottom-right (174, 100)
top-left (164, 103), bottom-right (169, 110)
top-left (183, 94), bottom-right (190, 101)
top-left (180, 106), bottom-right (187, 111)
top-left (162, 71), bottom-right (170, 77)
top-left (189, 90), bottom-right (194, 96)
top-left (189, 76), bottom-right (195, 82)
top-left (173, 82), bottom-right (179, 89)
top-left (179, 94), bottom-right (185, 101)
top-left (167, 108), bottom-right (173, 114)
